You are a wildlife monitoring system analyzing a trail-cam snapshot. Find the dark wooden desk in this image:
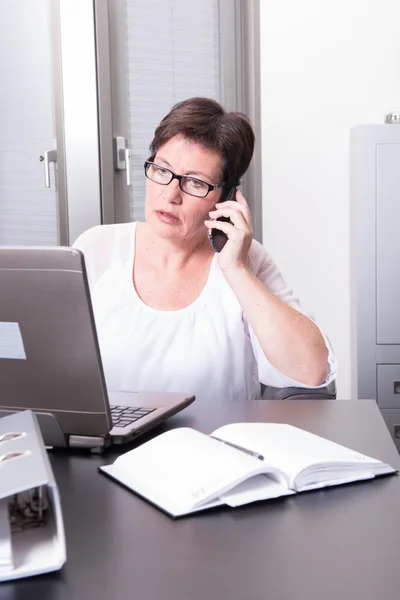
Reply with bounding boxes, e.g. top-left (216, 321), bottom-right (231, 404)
top-left (1, 399), bottom-right (400, 600)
